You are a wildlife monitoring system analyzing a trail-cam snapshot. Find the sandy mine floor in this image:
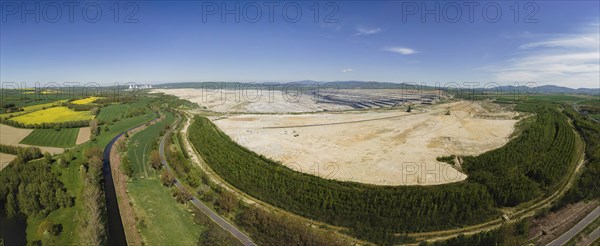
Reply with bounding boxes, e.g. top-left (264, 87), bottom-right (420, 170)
top-left (155, 88), bottom-right (443, 113)
top-left (0, 124), bottom-right (64, 154)
top-left (212, 101), bottom-right (518, 186)
top-left (154, 88), bottom-right (352, 113)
